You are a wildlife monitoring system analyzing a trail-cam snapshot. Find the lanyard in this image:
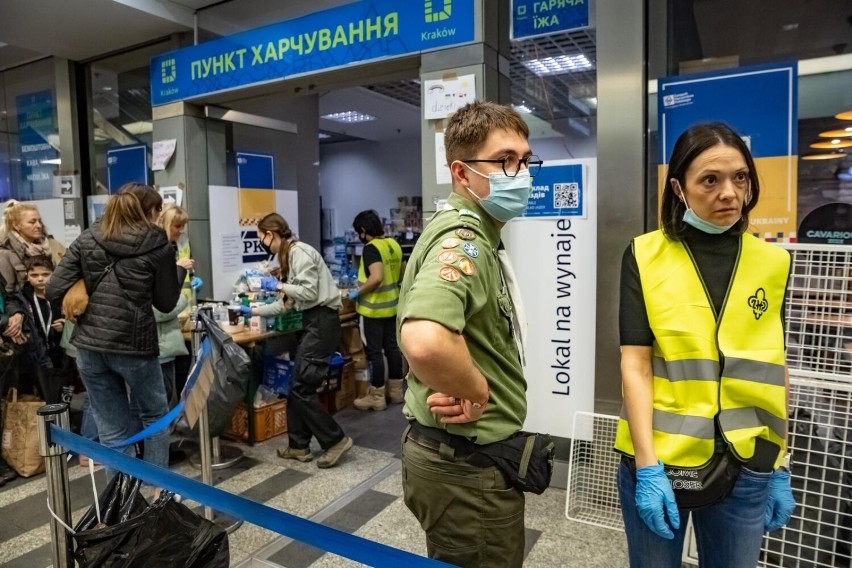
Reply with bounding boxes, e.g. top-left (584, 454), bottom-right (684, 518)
top-left (32, 292), bottom-right (52, 338)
